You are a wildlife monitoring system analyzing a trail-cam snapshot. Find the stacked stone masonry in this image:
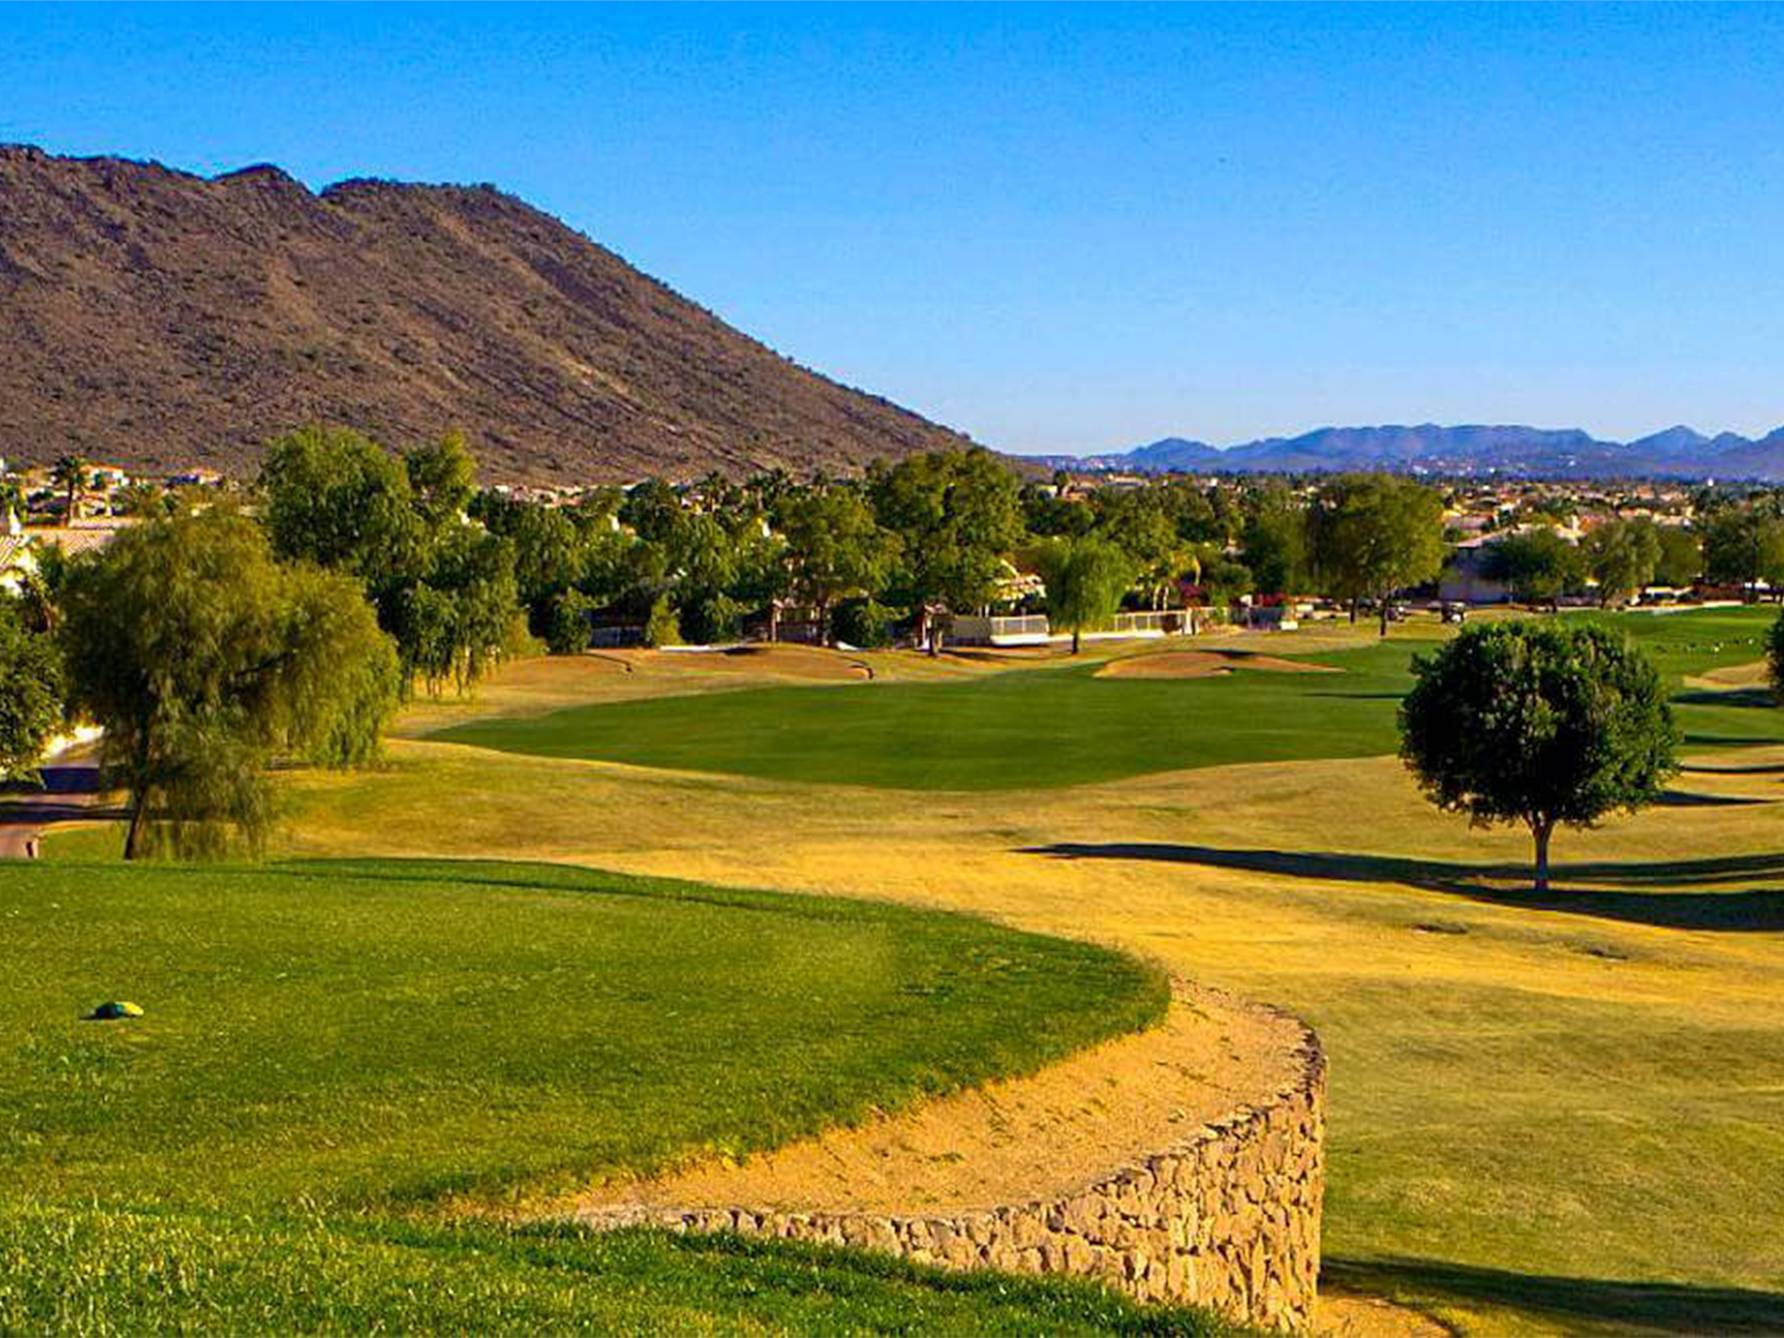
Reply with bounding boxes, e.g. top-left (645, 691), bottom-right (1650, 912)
top-left (585, 1010), bottom-right (1326, 1332)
